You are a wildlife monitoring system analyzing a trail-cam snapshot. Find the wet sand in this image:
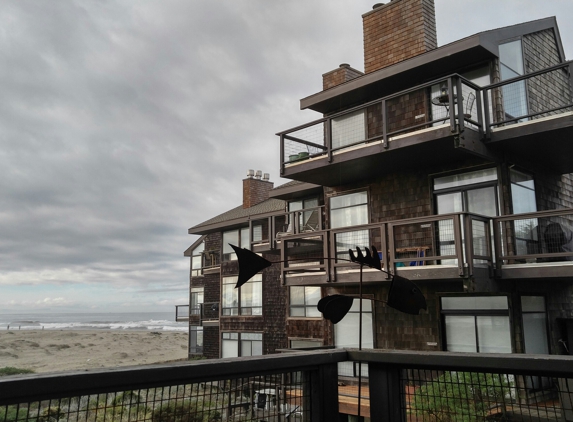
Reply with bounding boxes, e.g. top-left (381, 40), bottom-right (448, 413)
top-left (0, 330), bottom-right (188, 373)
